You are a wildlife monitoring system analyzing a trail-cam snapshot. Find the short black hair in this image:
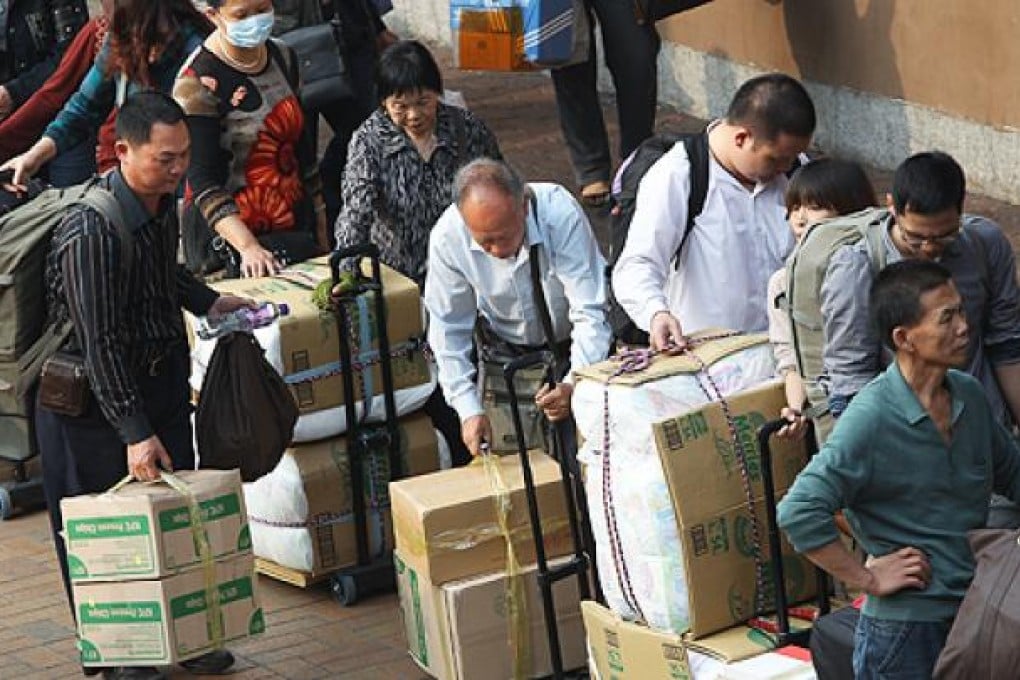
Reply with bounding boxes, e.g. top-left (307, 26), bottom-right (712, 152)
top-left (785, 158), bottom-right (876, 215)
top-left (726, 73), bottom-right (816, 142)
top-left (870, 259), bottom-right (953, 350)
top-left (115, 90), bottom-right (185, 145)
top-left (376, 40), bottom-right (443, 102)
top-left (891, 151), bottom-right (966, 216)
